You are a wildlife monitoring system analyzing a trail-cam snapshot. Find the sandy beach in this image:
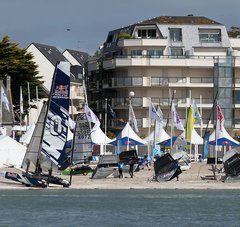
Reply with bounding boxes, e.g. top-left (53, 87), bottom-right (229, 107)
top-left (0, 163), bottom-right (240, 190)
